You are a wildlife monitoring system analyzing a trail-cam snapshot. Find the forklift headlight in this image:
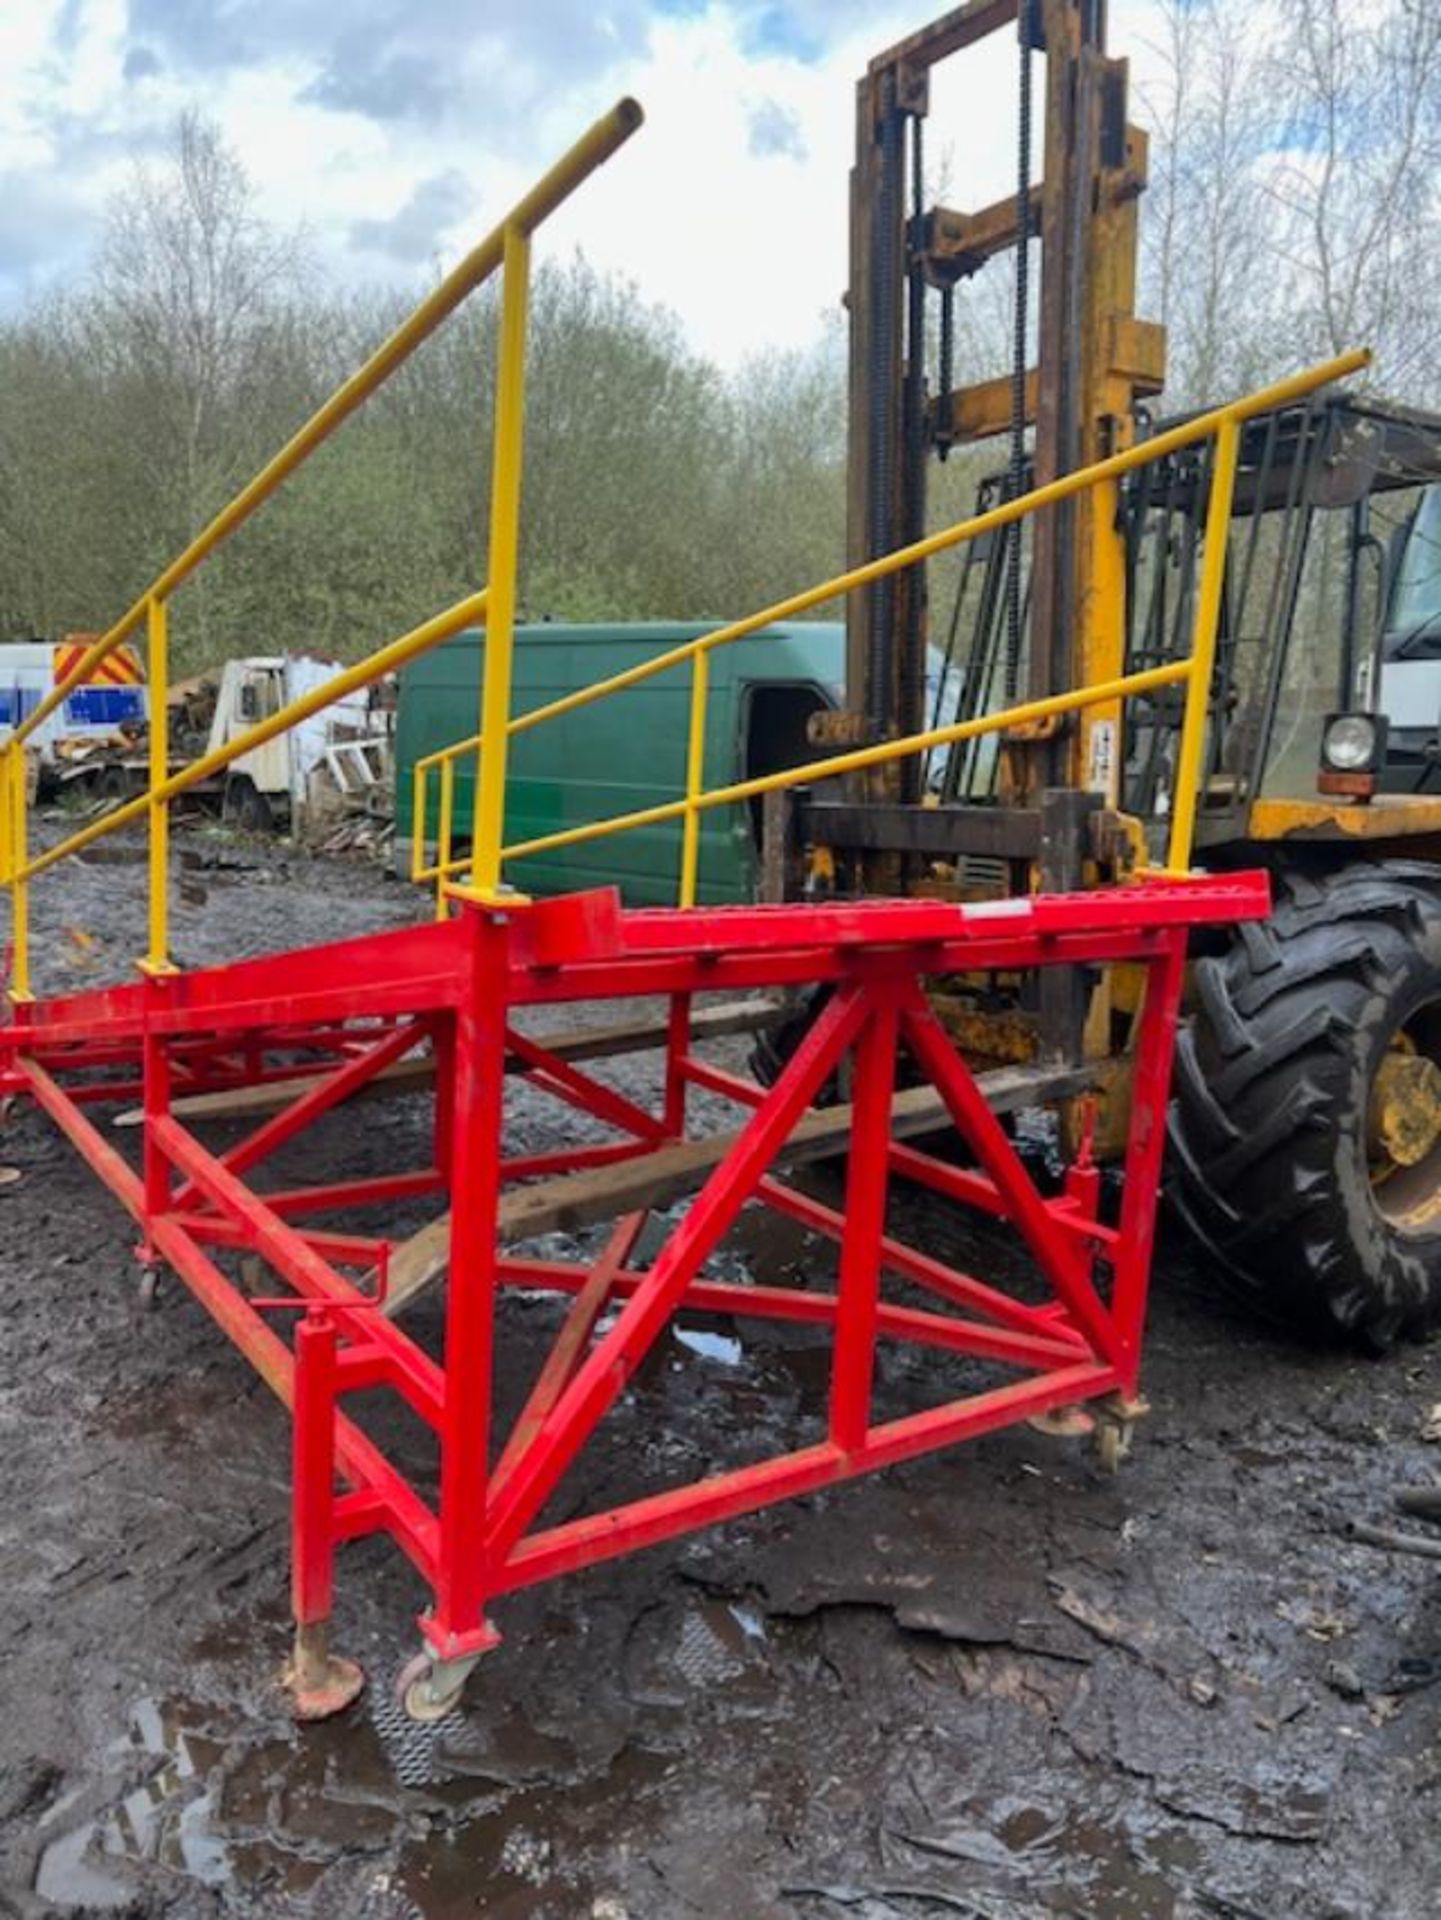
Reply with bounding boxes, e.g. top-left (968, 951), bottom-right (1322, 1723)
top-left (1318, 710), bottom-right (1388, 801)
top-left (1321, 712), bottom-right (1381, 772)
